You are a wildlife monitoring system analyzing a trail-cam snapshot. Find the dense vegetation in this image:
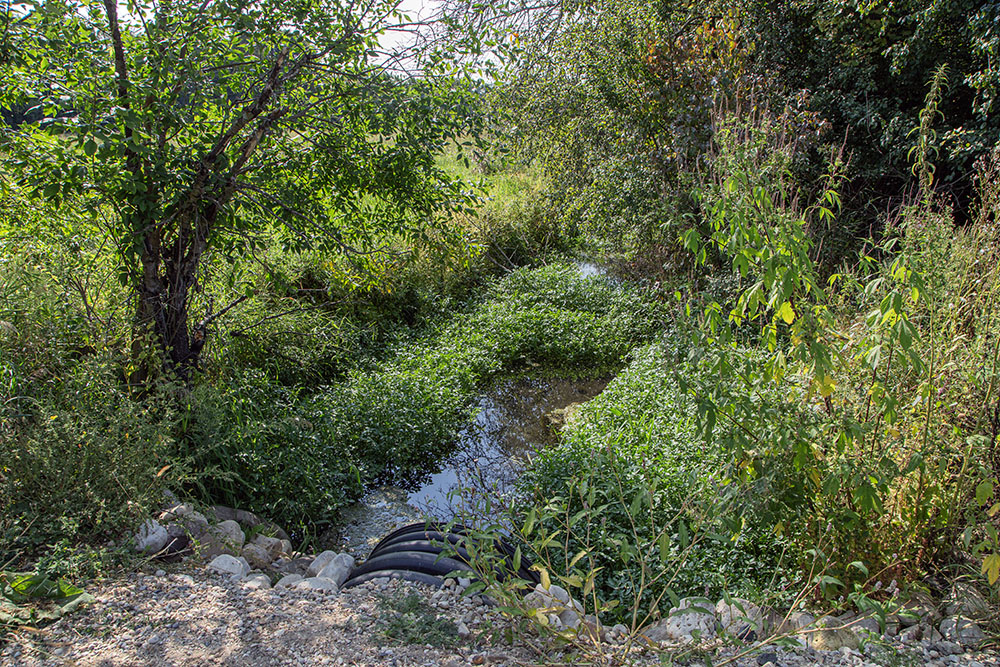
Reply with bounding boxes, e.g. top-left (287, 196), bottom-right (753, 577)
top-left (3, 0), bottom-right (1000, 639)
